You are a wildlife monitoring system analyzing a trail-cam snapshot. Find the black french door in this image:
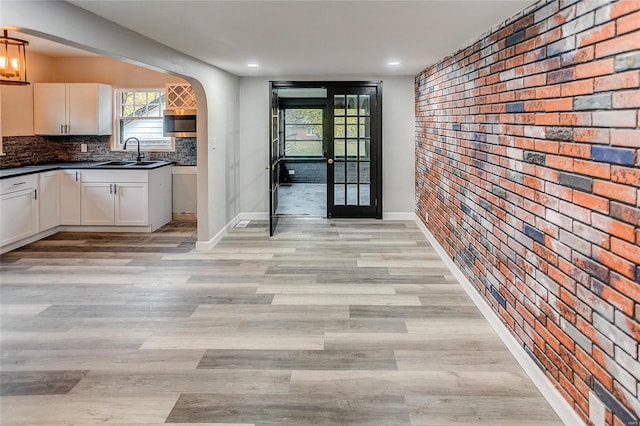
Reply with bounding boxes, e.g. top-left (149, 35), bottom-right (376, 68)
top-left (327, 83), bottom-right (382, 219)
top-left (269, 84), bottom-right (280, 236)
top-left (269, 81), bottom-right (382, 235)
